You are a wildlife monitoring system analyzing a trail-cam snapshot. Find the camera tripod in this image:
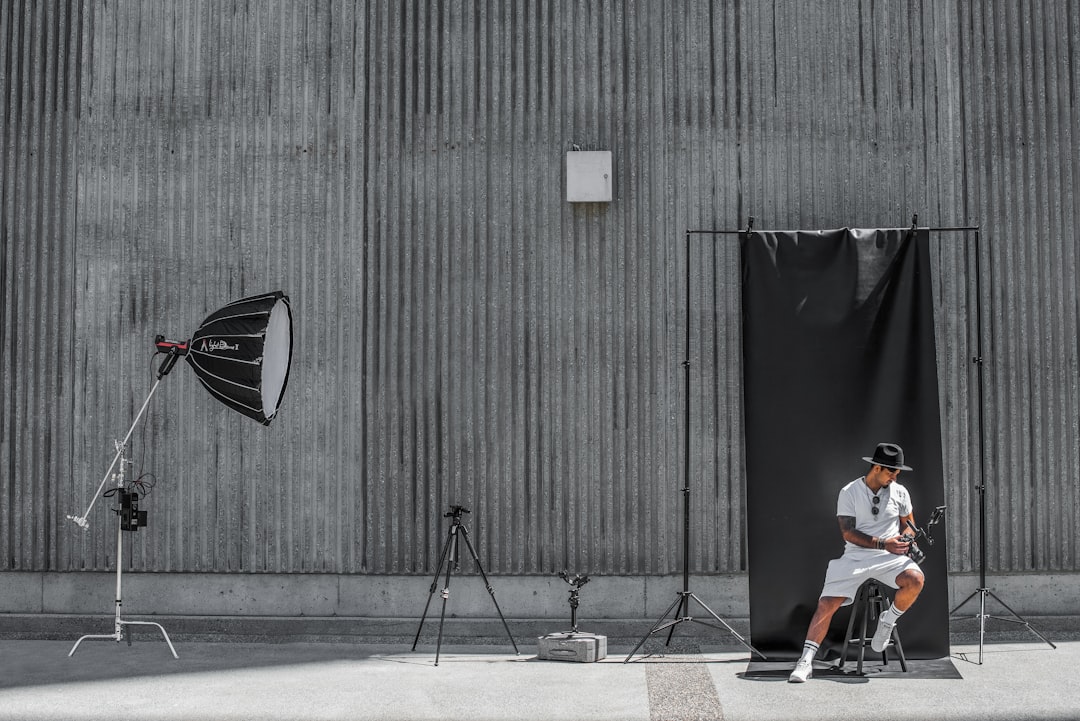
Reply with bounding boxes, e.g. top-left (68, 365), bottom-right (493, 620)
top-left (411, 505), bottom-right (518, 665)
